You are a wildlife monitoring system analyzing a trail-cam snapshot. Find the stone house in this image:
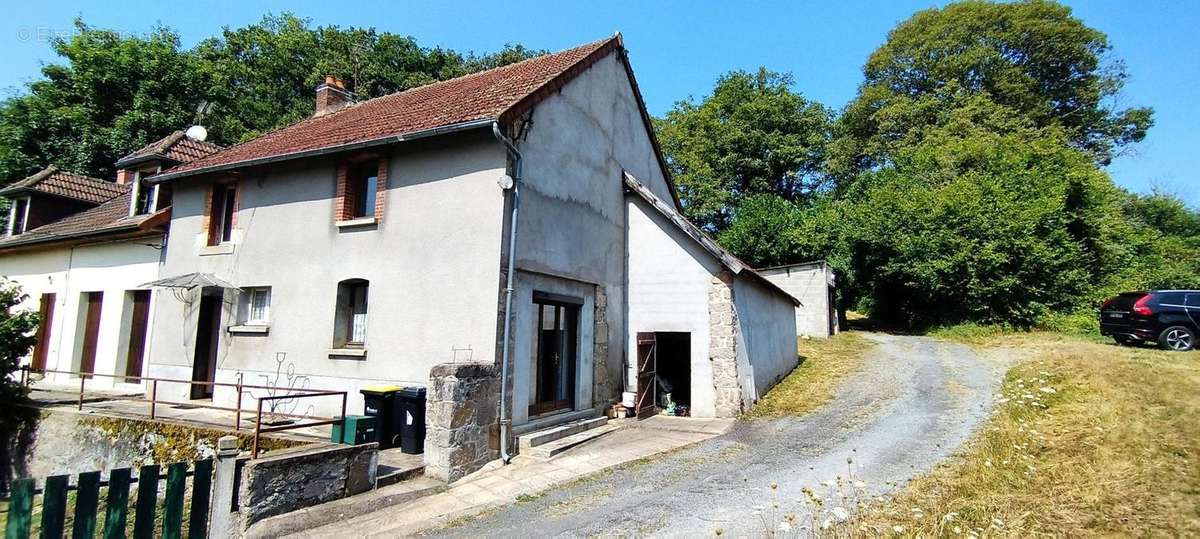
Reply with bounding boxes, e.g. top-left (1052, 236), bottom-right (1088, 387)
top-left (4, 35), bottom-right (804, 482)
top-left (0, 133), bottom-right (221, 389)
